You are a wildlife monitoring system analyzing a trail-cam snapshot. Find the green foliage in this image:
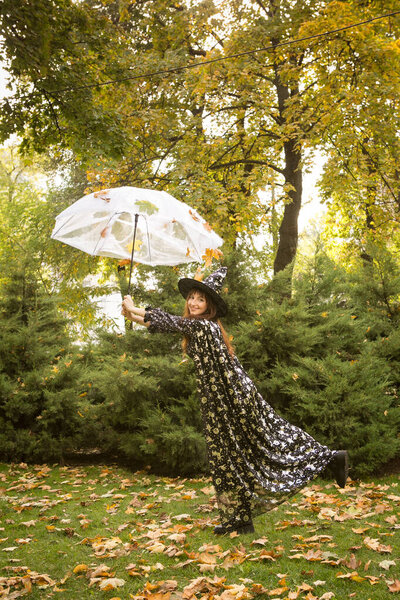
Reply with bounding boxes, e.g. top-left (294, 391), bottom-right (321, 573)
top-left (75, 327), bottom-right (207, 476)
top-left (1, 142), bottom-right (399, 476)
top-left (234, 244), bottom-right (400, 477)
top-left (2, 1), bottom-right (400, 274)
top-left (0, 269), bottom-right (85, 462)
top-left (0, 149), bottom-right (95, 462)
top-left (0, 0), bottom-right (130, 160)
